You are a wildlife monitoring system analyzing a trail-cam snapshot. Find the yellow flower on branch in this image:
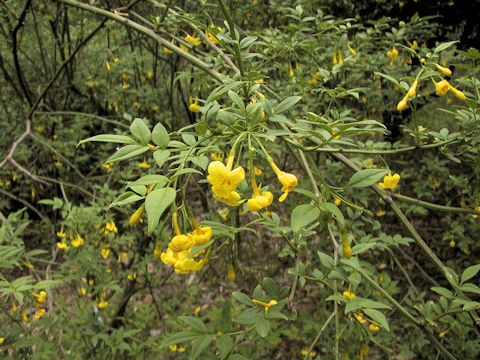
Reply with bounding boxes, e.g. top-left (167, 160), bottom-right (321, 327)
top-left (341, 233), bottom-right (352, 259)
top-left (57, 241), bottom-right (69, 250)
top-left (138, 161), bottom-right (150, 169)
top-left (267, 157), bottom-right (298, 202)
top-left (435, 80), bottom-right (450, 96)
top-left (253, 299), bottom-right (277, 314)
top-left (207, 154), bottom-right (245, 197)
top-left (378, 173), bottom-right (400, 190)
top-left (189, 97), bottom-right (201, 112)
top-left (101, 248), bottom-right (110, 259)
top-left (246, 173), bottom-right (273, 212)
top-left (188, 219), bottom-right (212, 246)
top-left (369, 324), bottom-right (380, 332)
top-left (105, 221), bottom-right (118, 234)
top-left (32, 291), bottom-right (47, 304)
top-left (129, 205), bottom-right (144, 226)
top-left (347, 44), bottom-right (357, 56)
top-left (227, 263), bottom-right (236, 282)
top-left (71, 234), bottom-right (84, 247)
top-left (435, 64), bottom-right (452, 77)
top-left (185, 34), bottom-right (200, 46)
